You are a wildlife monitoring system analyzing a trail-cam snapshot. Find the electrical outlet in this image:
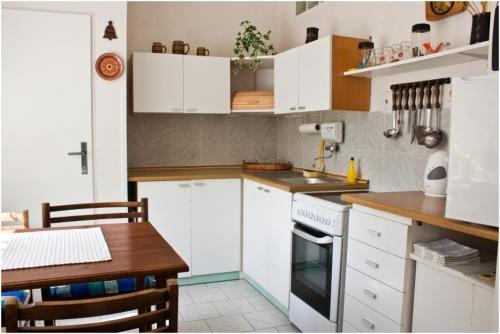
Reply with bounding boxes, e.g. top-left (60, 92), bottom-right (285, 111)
top-left (383, 90), bottom-right (392, 113)
top-left (320, 122), bottom-right (344, 143)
